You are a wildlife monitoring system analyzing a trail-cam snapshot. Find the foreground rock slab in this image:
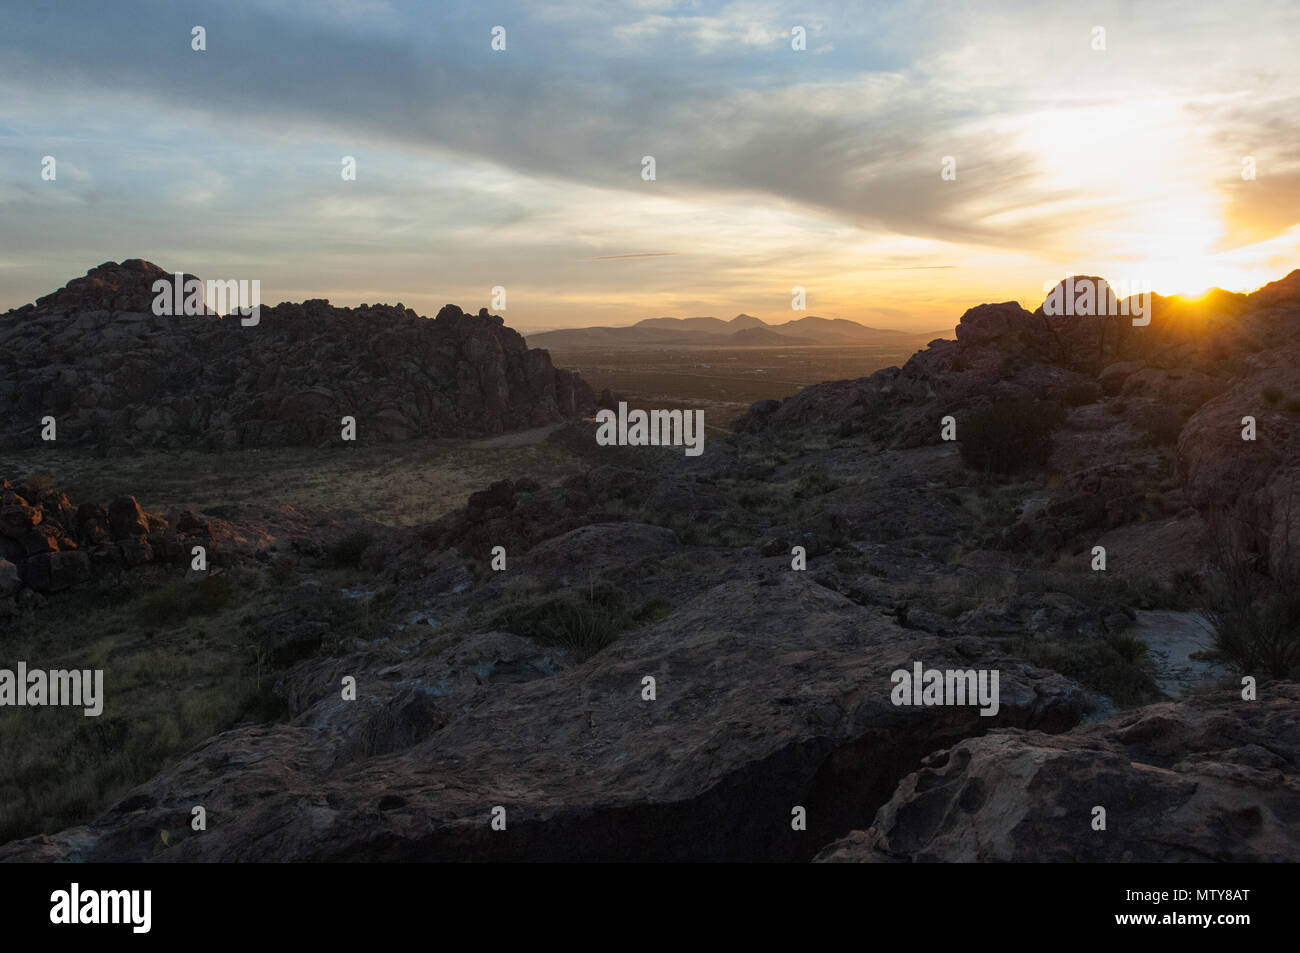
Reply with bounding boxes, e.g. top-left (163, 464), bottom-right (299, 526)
top-left (0, 575), bottom-right (1085, 862)
top-left (814, 683), bottom-right (1300, 862)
